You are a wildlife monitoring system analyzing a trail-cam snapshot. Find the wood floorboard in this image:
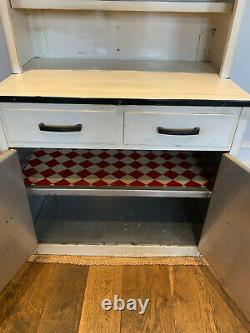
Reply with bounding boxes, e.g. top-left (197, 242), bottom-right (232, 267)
top-left (0, 263), bottom-right (88, 333)
top-left (121, 266), bottom-right (175, 333)
top-left (0, 263), bottom-right (55, 333)
top-left (199, 266), bottom-right (250, 332)
top-left (0, 262), bottom-right (249, 333)
top-left (120, 266), bottom-right (152, 333)
top-left (78, 266), bottom-right (123, 333)
top-left (35, 264), bottom-right (88, 333)
top-left (0, 263), bottom-right (44, 328)
top-left (170, 266), bottom-right (249, 333)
